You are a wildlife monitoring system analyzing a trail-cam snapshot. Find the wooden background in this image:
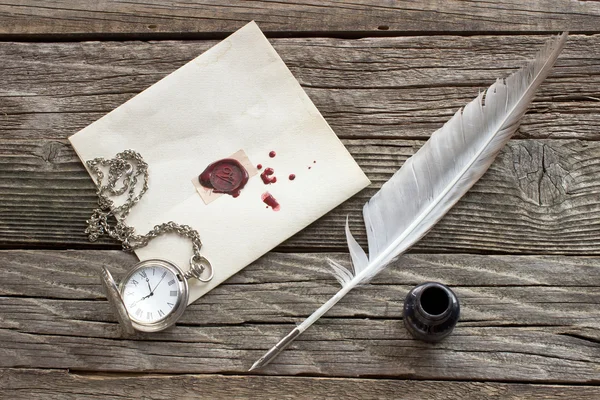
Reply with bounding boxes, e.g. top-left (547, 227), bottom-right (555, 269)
top-left (1, 1), bottom-right (600, 399)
